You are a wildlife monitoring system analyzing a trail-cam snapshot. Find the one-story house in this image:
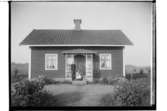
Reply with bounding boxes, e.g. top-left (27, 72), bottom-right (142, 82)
top-left (20, 19), bottom-right (133, 82)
